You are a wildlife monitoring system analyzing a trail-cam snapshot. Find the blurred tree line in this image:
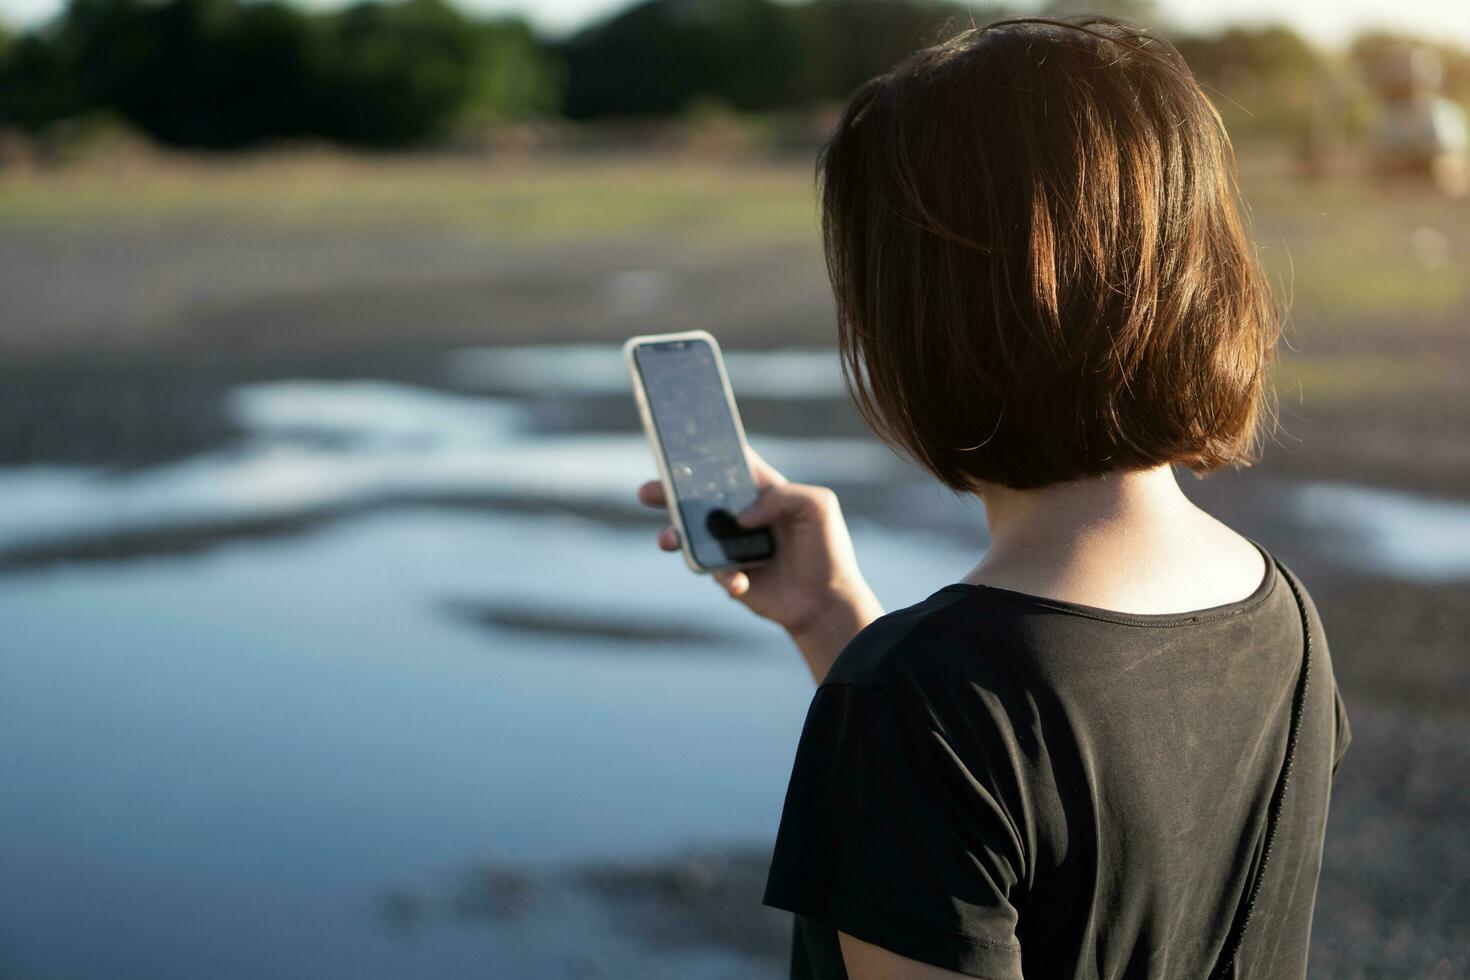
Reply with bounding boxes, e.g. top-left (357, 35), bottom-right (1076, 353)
top-left (0, 0), bottom-right (557, 146)
top-left (0, 0), bottom-right (1466, 149)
